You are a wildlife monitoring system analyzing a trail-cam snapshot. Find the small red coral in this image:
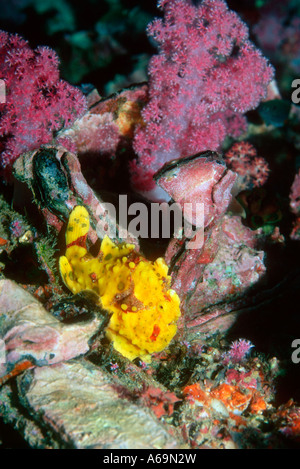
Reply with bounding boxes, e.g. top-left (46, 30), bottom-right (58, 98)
top-left (224, 141), bottom-right (270, 189)
top-left (140, 385), bottom-right (181, 419)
